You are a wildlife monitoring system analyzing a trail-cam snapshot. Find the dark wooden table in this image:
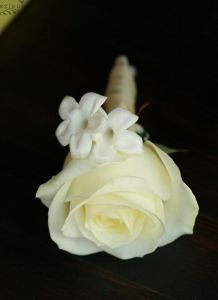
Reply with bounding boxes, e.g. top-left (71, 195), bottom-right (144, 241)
top-left (0, 1), bottom-right (217, 299)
